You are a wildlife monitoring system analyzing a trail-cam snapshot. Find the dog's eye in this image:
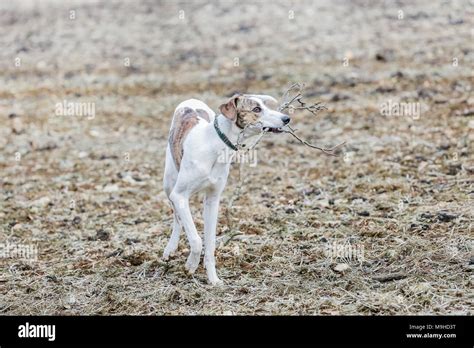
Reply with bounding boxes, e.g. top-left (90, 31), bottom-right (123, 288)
top-left (252, 107), bottom-right (262, 113)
